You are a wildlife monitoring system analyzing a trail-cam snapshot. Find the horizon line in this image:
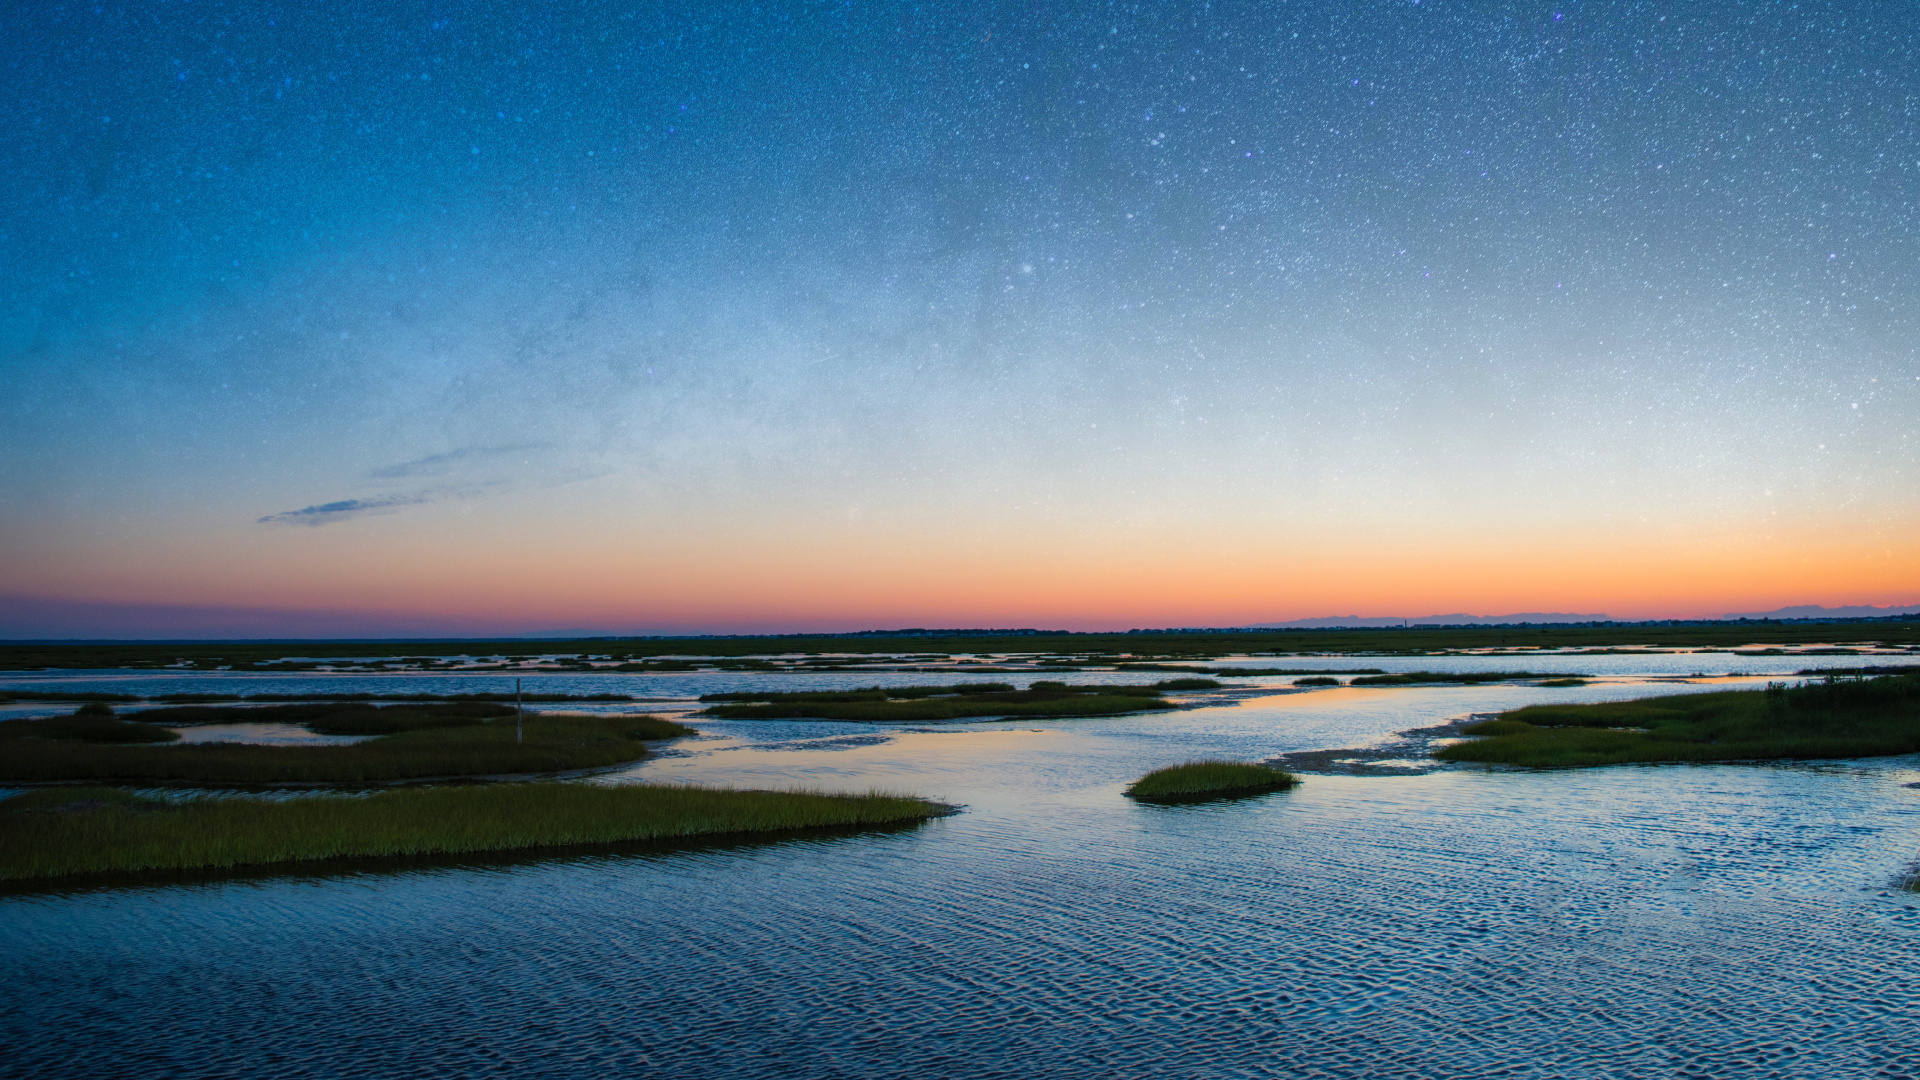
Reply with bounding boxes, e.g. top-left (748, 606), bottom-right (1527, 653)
top-left (4, 612), bottom-right (1919, 646)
